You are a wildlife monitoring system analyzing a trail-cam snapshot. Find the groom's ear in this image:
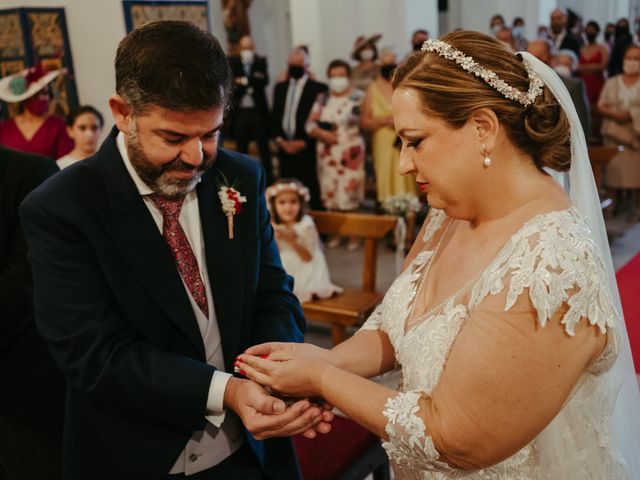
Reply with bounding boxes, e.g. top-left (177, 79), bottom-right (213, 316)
top-left (108, 94), bottom-right (133, 135)
top-left (468, 108), bottom-right (499, 152)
